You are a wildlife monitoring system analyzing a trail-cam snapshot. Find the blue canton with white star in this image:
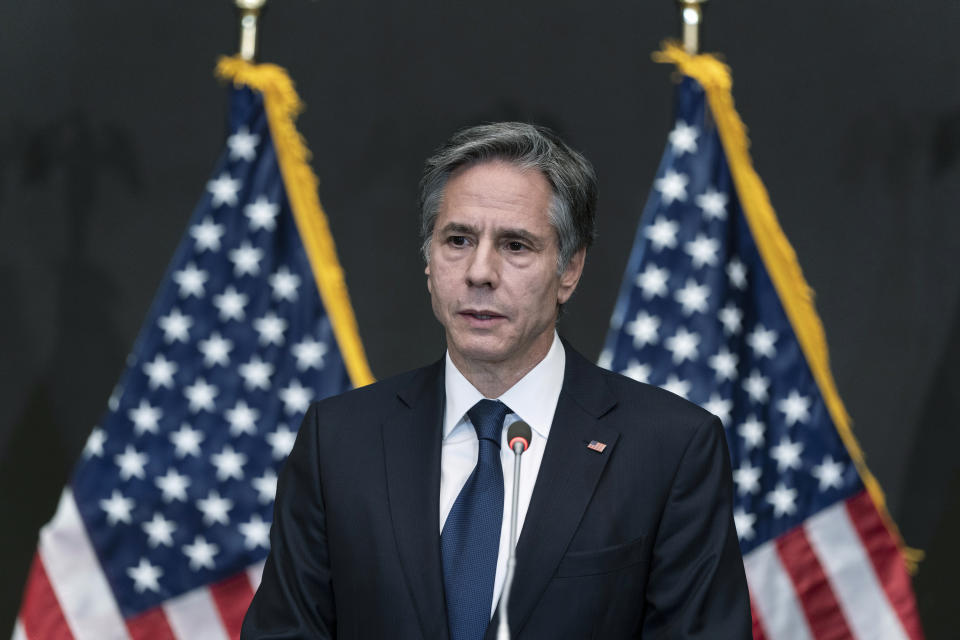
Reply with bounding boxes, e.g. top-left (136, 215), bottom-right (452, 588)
top-left (601, 77), bottom-right (862, 555)
top-left (70, 86), bottom-right (351, 616)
